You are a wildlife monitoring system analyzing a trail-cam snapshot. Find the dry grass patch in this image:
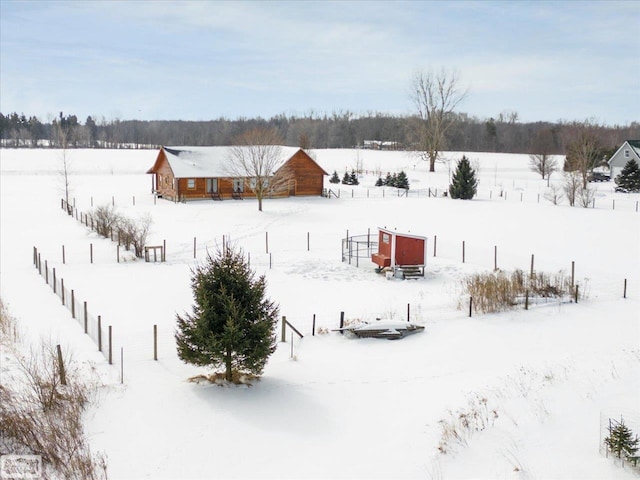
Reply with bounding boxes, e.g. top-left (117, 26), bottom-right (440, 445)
top-left (188, 371), bottom-right (260, 386)
top-left (461, 269), bottom-right (578, 314)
